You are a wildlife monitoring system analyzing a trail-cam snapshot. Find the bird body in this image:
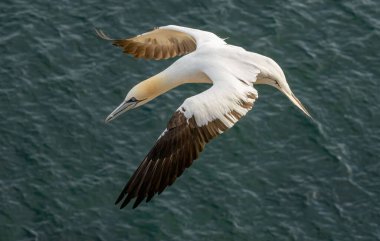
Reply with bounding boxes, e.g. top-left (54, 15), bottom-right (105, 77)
top-left (96, 25), bottom-right (311, 208)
